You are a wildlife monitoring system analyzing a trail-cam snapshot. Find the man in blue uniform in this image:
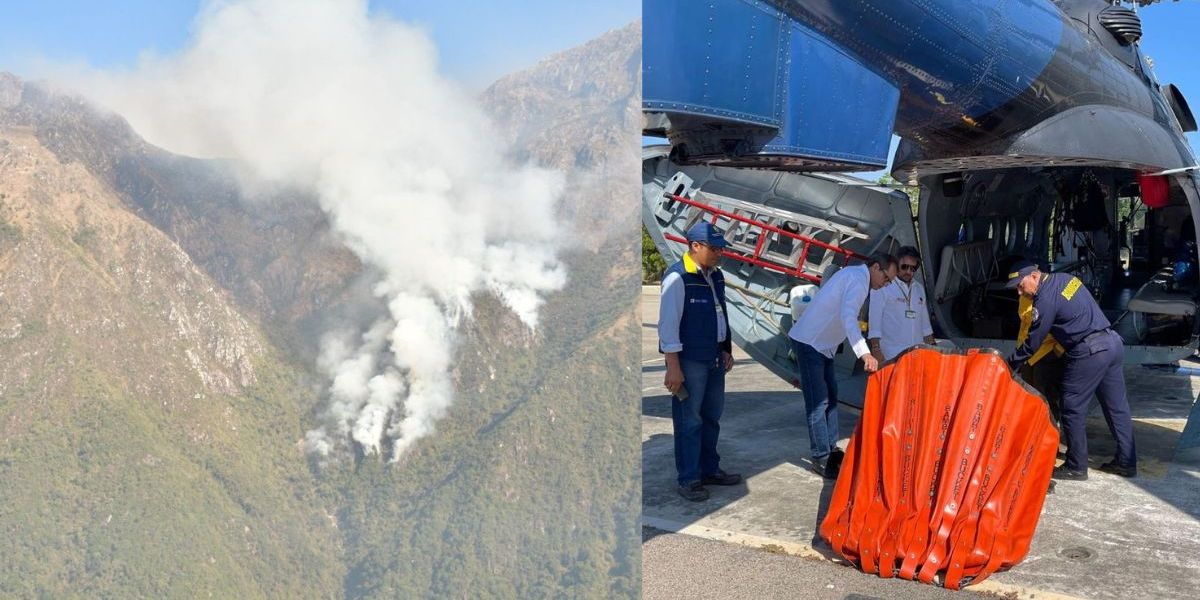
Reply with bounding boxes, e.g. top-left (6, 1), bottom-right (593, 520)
top-left (659, 222), bottom-right (742, 501)
top-left (1006, 260), bottom-right (1137, 480)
